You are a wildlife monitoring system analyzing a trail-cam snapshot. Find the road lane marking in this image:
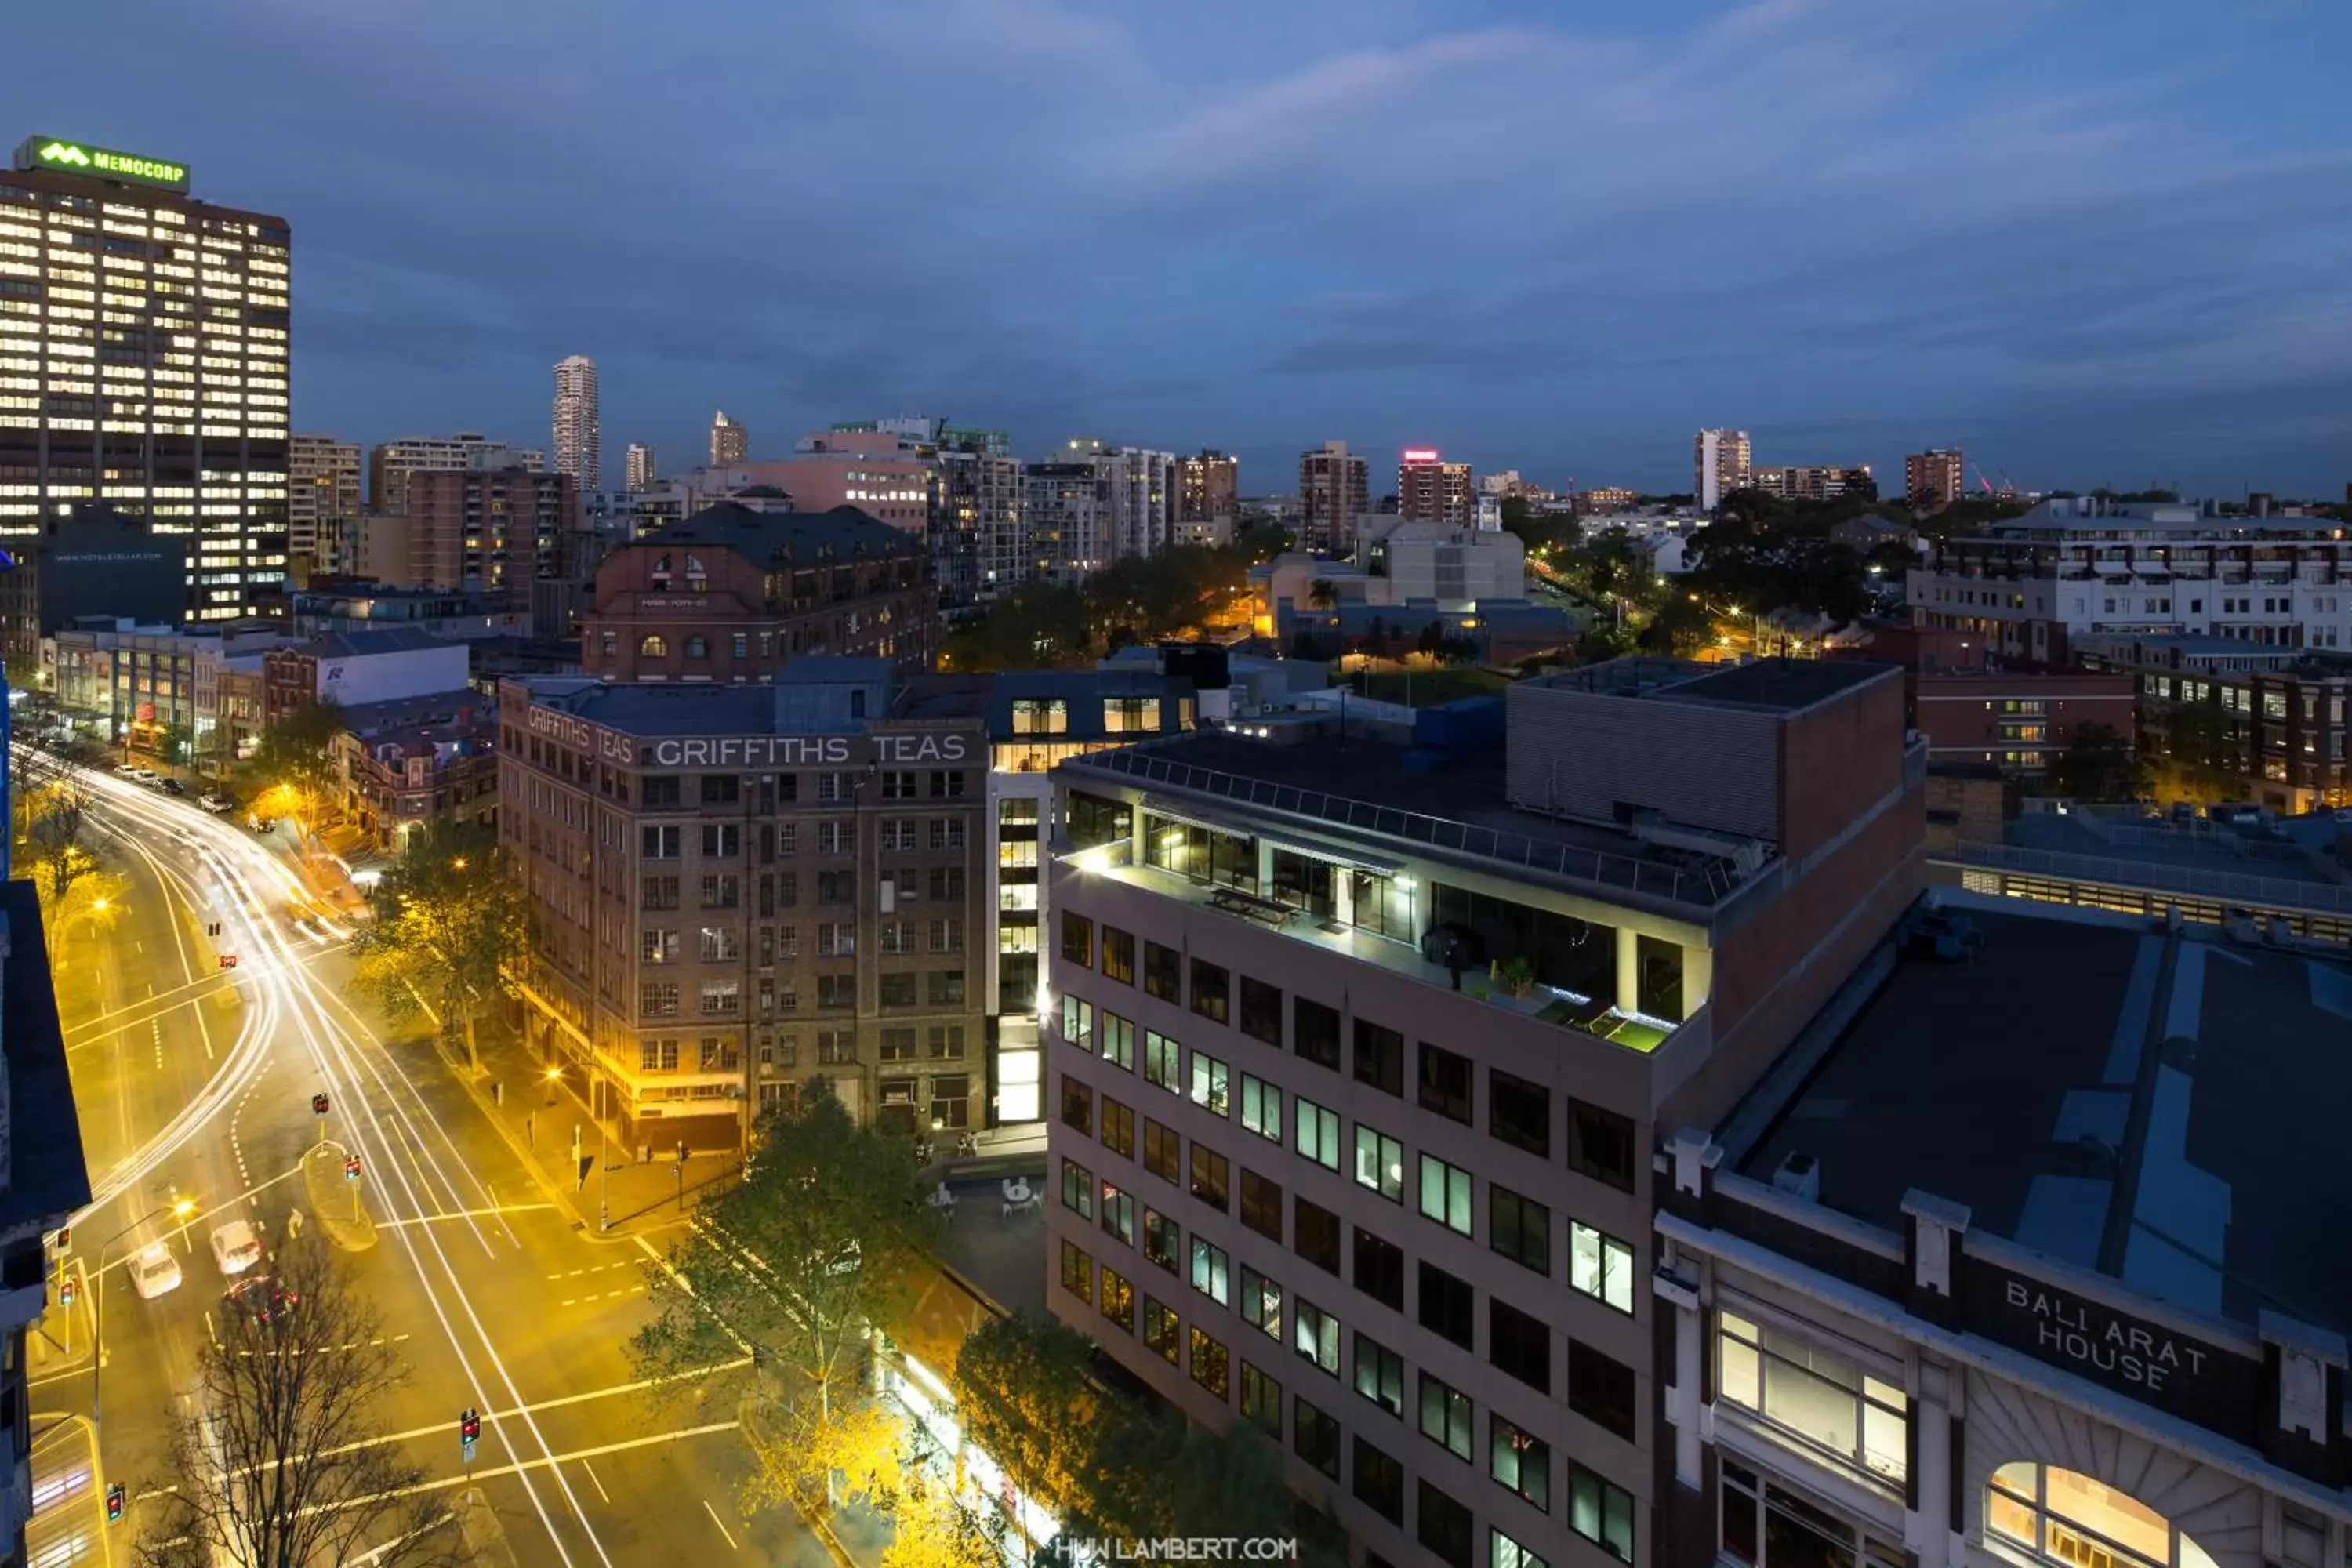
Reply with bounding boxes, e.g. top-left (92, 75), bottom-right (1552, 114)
top-left (702, 1499), bottom-right (739, 1552)
top-left (327, 1359), bottom-right (751, 1455)
top-left (377, 1203), bottom-right (556, 1229)
top-left (582, 1460), bottom-right (610, 1505)
top-left (344, 1421), bottom-right (743, 1507)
